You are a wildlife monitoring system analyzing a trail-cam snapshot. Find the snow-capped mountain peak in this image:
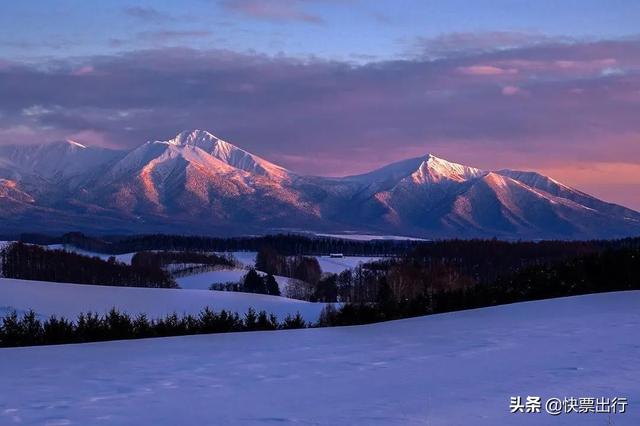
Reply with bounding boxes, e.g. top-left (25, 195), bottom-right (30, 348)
top-left (167, 129), bottom-right (221, 148)
top-left (411, 154), bottom-right (485, 184)
top-left (163, 130), bottom-right (289, 179)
